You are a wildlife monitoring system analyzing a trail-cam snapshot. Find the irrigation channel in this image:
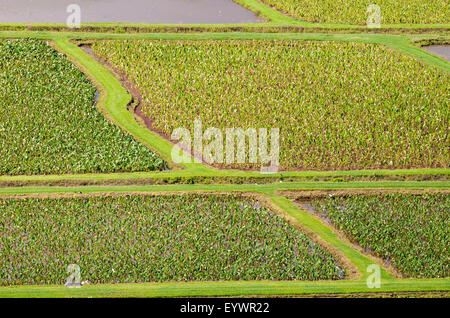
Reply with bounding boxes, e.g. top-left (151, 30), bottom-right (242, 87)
top-left (0, 0), bottom-right (449, 298)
